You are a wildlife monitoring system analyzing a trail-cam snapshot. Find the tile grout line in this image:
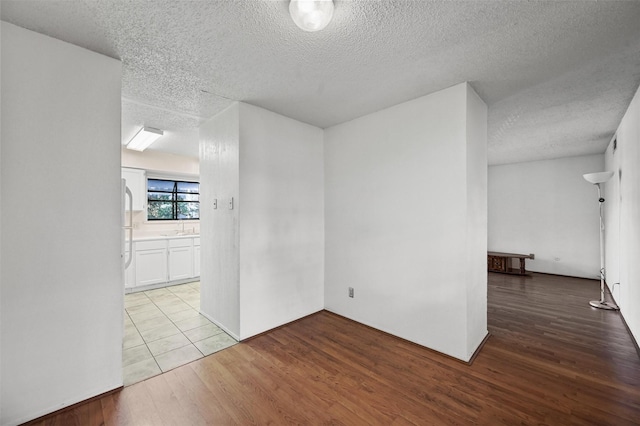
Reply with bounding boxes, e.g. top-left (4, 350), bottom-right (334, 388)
top-left (157, 287), bottom-right (208, 359)
top-left (124, 295), bottom-right (163, 375)
top-left (129, 284), bottom-right (207, 367)
top-left (149, 284), bottom-right (207, 357)
top-left (124, 282), bottom-right (234, 384)
top-left (124, 289), bottom-right (188, 382)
